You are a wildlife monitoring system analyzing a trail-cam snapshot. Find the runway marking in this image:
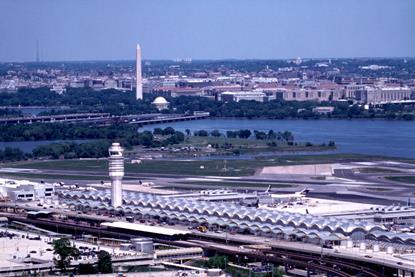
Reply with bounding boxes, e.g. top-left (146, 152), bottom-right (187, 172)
top-left (0, 168), bottom-right (41, 173)
top-left (184, 177), bottom-right (223, 182)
